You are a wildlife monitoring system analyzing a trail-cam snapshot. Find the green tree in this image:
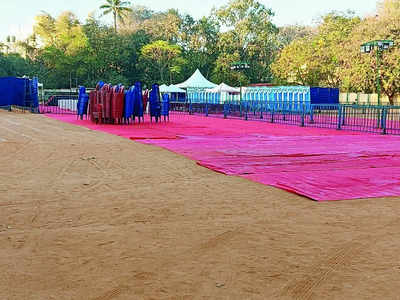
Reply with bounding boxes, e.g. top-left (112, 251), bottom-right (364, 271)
top-left (180, 15), bottom-right (220, 79)
top-left (33, 11), bottom-right (89, 88)
top-left (140, 40), bottom-right (185, 84)
top-left (119, 5), bottom-right (154, 33)
top-left (142, 9), bottom-right (183, 42)
top-left (0, 52), bottom-right (36, 79)
top-left (272, 11), bottom-right (360, 87)
top-left (213, 0), bottom-right (278, 85)
top-left (100, 0), bottom-right (132, 33)
top-left (340, 1), bottom-right (400, 104)
top-left (277, 25), bottom-right (314, 48)
top-left (33, 12), bottom-right (56, 45)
